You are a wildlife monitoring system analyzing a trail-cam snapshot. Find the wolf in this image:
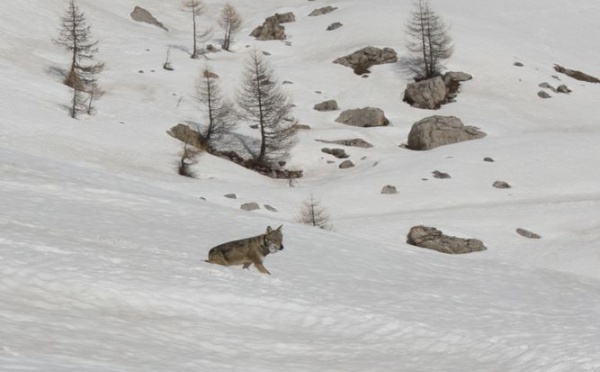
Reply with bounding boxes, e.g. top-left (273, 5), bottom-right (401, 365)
top-left (205, 225), bottom-right (284, 275)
